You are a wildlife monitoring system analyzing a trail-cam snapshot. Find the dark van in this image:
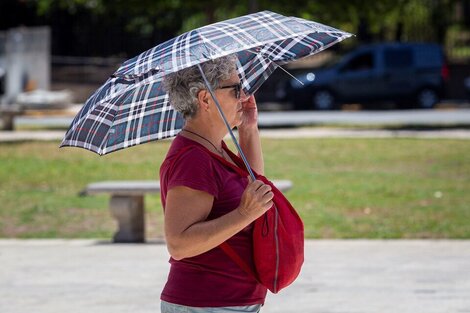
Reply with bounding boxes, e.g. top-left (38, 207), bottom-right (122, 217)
top-left (279, 43), bottom-right (449, 110)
